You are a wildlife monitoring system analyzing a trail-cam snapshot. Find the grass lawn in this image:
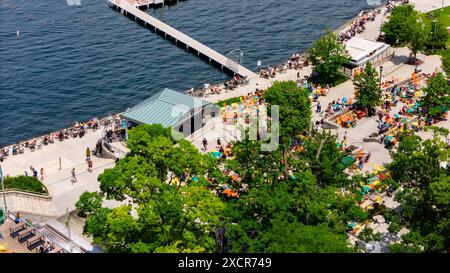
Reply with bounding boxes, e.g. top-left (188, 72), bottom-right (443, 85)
top-left (424, 6), bottom-right (450, 47)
